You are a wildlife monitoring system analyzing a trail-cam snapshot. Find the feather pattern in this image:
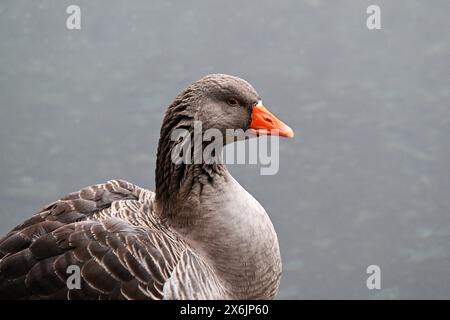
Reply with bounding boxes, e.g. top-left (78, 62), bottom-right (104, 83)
top-left (0, 179), bottom-right (218, 300)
